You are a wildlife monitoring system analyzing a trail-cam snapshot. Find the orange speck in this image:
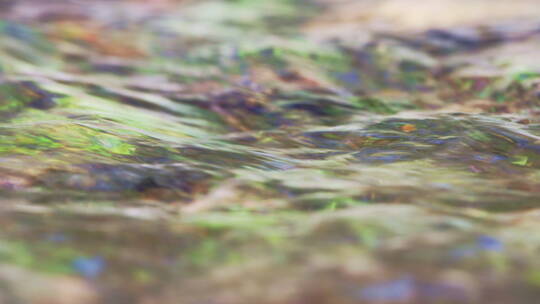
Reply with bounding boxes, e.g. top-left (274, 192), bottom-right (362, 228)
top-left (401, 124), bottom-right (417, 132)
